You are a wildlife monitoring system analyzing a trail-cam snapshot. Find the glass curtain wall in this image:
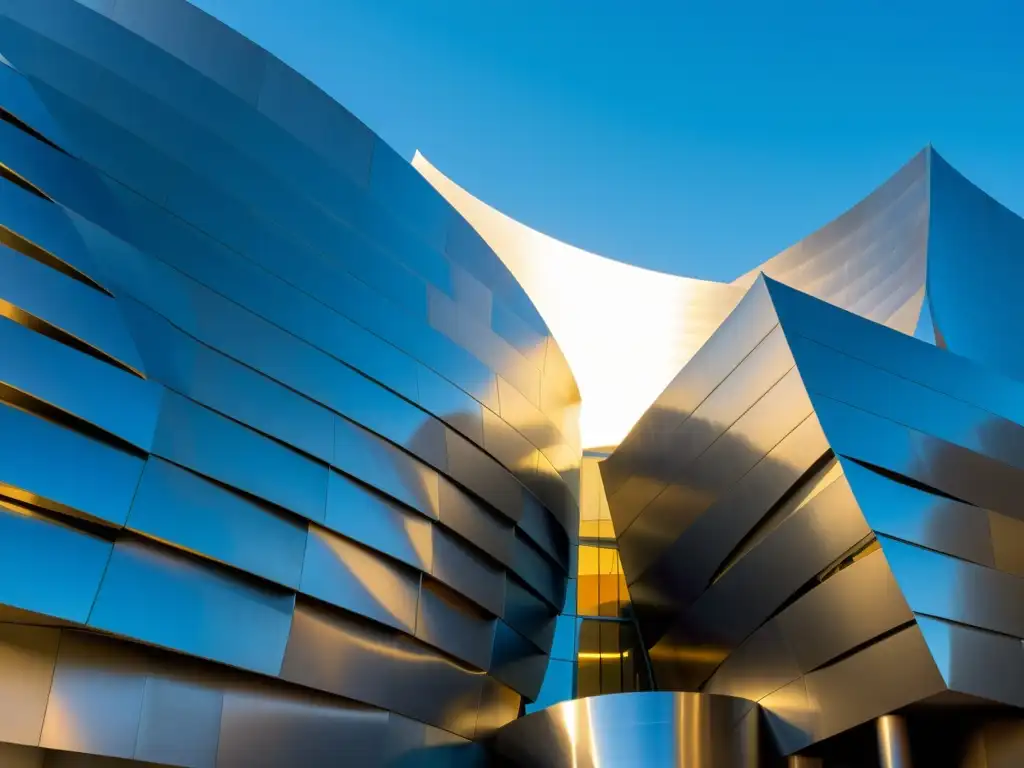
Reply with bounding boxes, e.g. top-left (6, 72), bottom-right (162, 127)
top-left (527, 451), bottom-right (651, 713)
